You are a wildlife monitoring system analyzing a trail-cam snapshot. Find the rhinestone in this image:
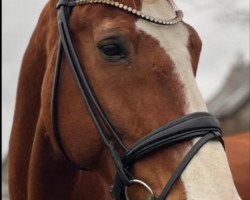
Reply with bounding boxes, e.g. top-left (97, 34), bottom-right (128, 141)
top-left (75, 0), bottom-right (183, 26)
